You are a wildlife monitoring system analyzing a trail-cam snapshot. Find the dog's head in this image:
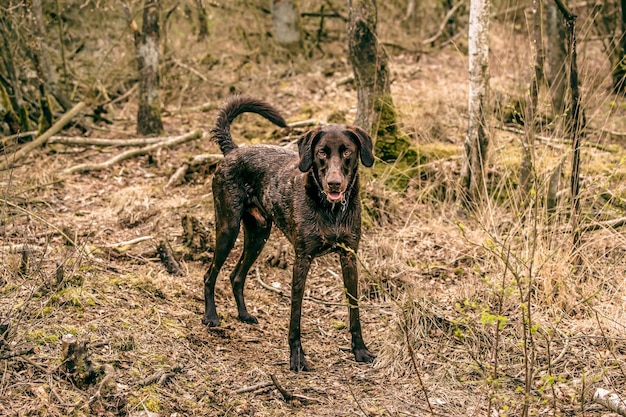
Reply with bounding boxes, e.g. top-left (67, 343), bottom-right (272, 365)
top-left (297, 125), bottom-right (374, 203)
